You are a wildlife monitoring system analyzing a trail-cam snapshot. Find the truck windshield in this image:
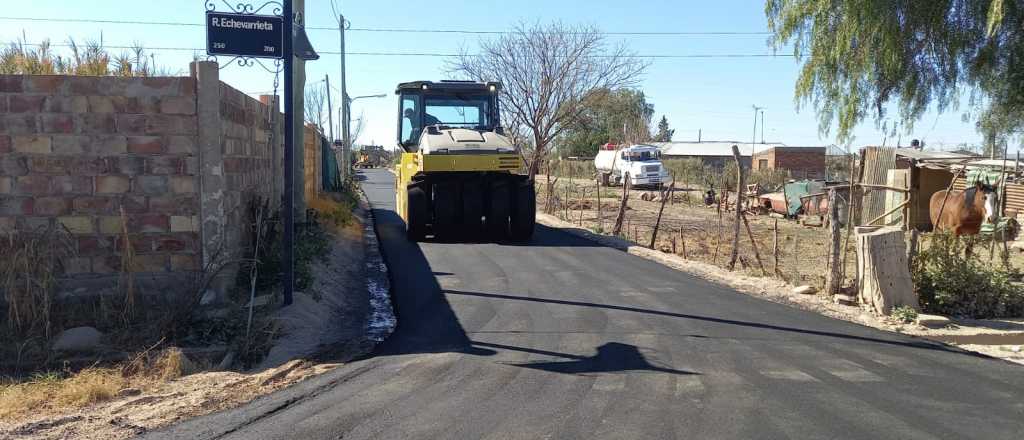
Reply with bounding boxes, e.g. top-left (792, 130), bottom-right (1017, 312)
top-left (623, 150), bottom-right (660, 161)
top-left (423, 94), bottom-right (493, 129)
